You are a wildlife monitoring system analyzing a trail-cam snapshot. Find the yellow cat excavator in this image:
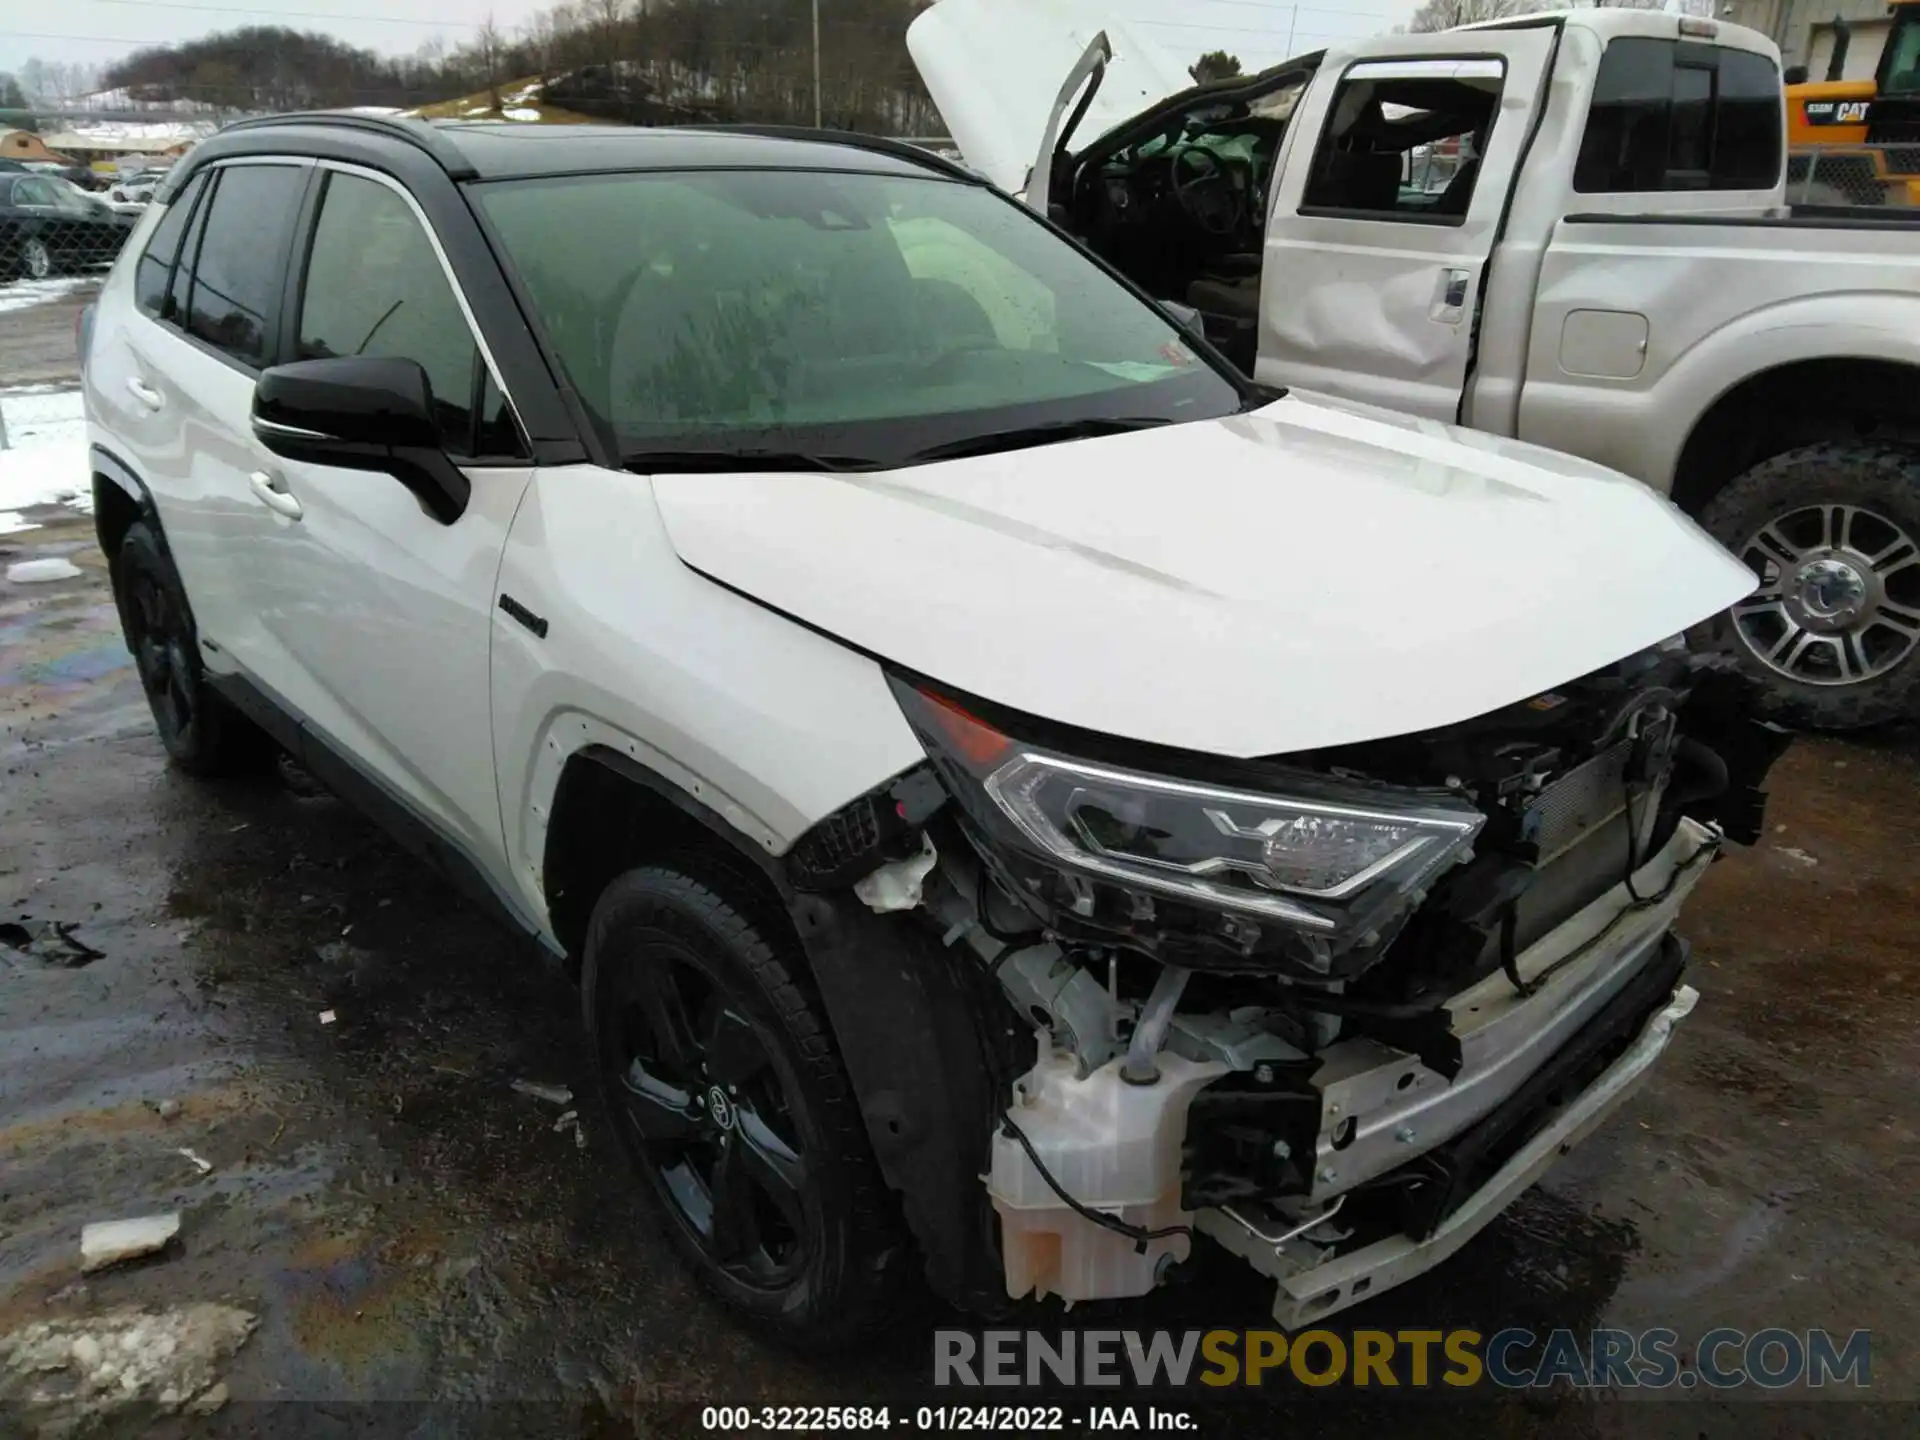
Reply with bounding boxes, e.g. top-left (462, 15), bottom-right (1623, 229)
top-left (1785, 2), bottom-right (1920, 204)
